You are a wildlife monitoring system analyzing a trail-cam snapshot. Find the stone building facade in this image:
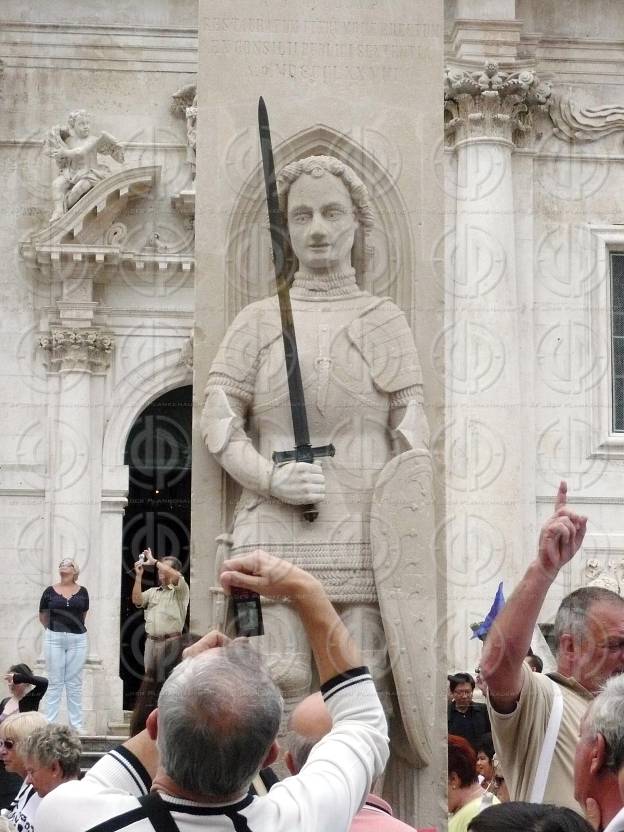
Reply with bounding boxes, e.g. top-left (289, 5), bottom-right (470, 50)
top-left (0, 0), bottom-right (623, 736)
